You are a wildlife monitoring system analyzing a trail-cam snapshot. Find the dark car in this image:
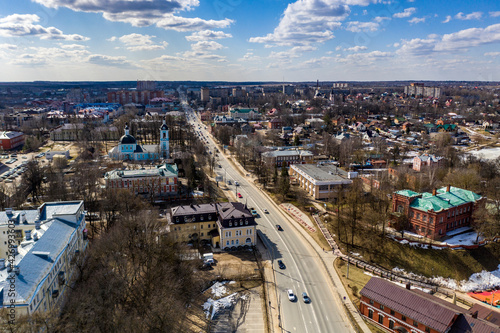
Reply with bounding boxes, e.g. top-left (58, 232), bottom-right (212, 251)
top-left (276, 224), bottom-right (283, 231)
top-left (302, 292), bottom-right (311, 303)
top-left (277, 260), bottom-right (286, 269)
